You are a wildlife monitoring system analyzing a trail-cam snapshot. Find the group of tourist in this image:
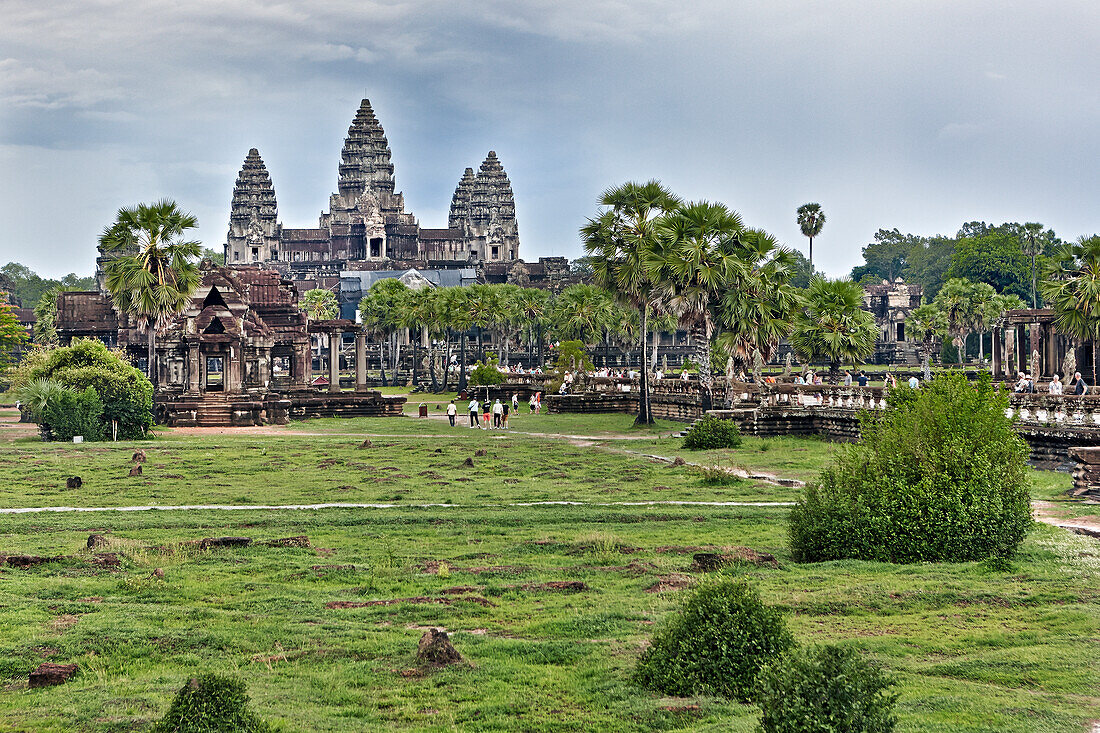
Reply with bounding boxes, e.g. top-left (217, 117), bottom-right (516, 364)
top-left (1014, 371), bottom-right (1090, 395)
top-left (446, 392), bottom-right (542, 429)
